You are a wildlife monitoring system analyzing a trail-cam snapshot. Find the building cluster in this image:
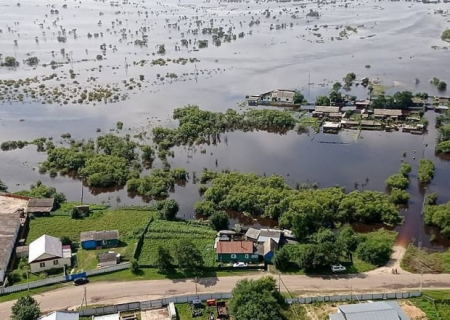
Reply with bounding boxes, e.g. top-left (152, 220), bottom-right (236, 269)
top-left (214, 227), bottom-right (296, 264)
top-left (0, 194), bottom-right (121, 285)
